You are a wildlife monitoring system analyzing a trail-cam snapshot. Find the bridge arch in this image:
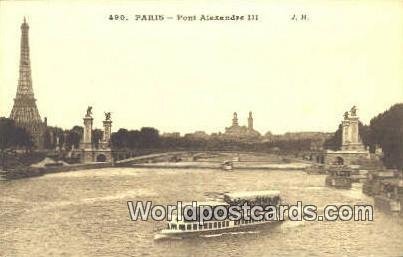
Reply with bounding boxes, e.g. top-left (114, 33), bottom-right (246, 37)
top-left (96, 154), bottom-right (107, 162)
top-left (334, 156), bottom-right (344, 165)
